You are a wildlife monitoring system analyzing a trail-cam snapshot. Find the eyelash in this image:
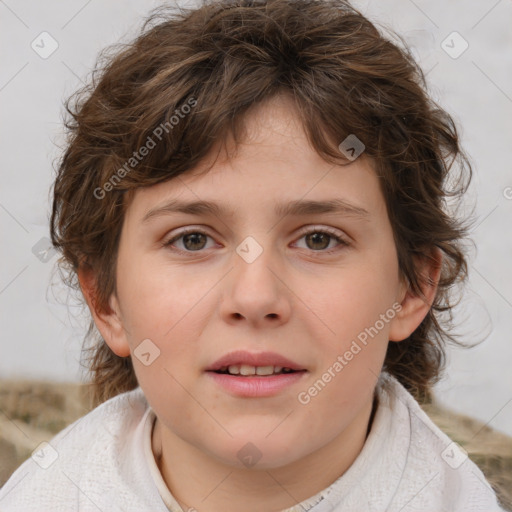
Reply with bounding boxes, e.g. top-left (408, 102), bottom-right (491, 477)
top-left (163, 226), bottom-right (350, 256)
